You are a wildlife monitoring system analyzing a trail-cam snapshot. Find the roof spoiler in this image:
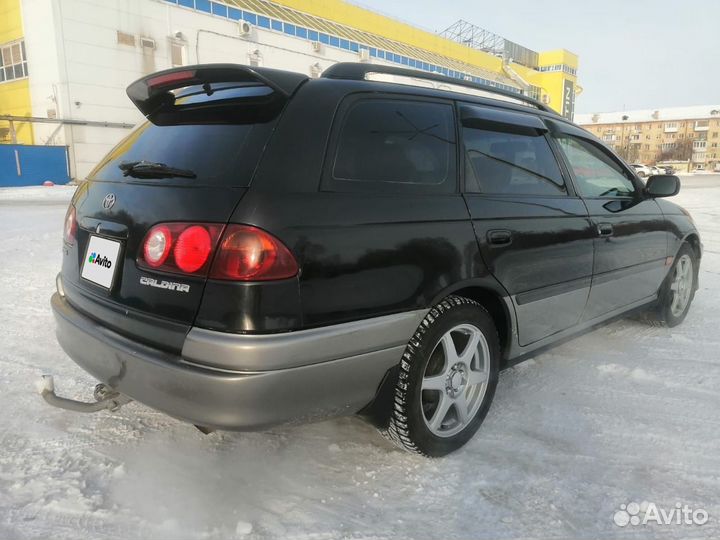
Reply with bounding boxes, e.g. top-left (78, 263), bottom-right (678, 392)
top-left (126, 63), bottom-right (308, 119)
